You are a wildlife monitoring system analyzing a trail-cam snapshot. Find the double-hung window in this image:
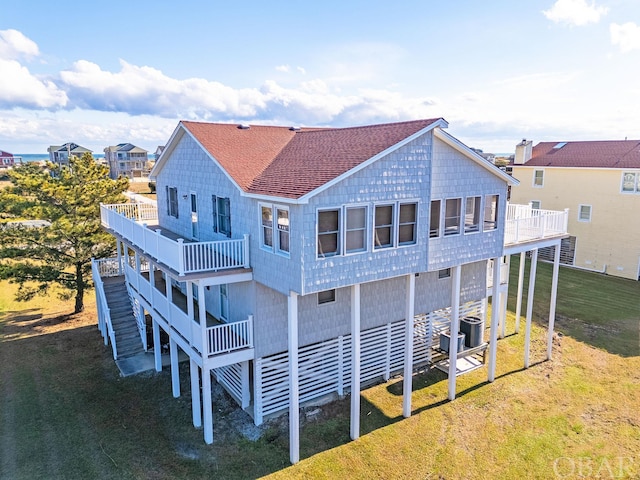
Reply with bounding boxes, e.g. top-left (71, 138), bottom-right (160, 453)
top-left (578, 204), bottom-right (592, 222)
top-left (465, 196), bottom-right (481, 233)
top-left (374, 204), bottom-right (394, 249)
top-left (167, 186), bottom-right (179, 218)
top-left (533, 170), bottom-right (544, 187)
top-left (212, 196), bottom-right (231, 237)
top-left (399, 203), bottom-right (417, 245)
top-left (622, 172), bottom-right (639, 193)
top-left (260, 204), bottom-right (290, 255)
top-left (374, 202), bottom-right (417, 249)
top-left (318, 209), bottom-right (340, 257)
top-left (444, 198), bottom-right (461, 236)
top-left (345, 207), bottom-right (367, 253)
top-left (483, 194), bottom-right (498, 231)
